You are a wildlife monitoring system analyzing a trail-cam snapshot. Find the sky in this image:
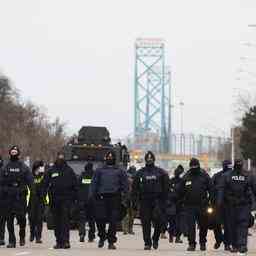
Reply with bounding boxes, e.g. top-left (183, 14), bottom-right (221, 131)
top-left (0, 0), bottom-right (256, 139)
